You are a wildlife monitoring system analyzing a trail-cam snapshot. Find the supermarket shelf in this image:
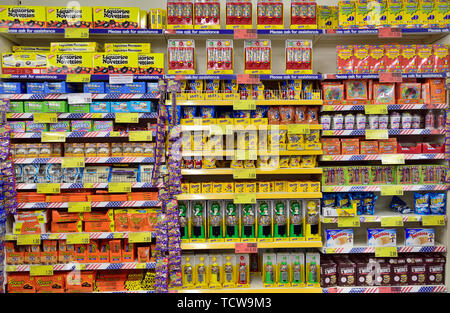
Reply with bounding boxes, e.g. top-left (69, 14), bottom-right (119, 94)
top-left (320, 154), bottom-right (445, 162)
top-left (17, 200), bottom-right (162, 209)
top-left (10, 130), bottom-right (156, 139)
top-left (321, 244), bottom-right (446, 254)
top-left (173, 275), bottom-right (322, 293)
top-left (176, 192), bottom-right (322, 200)
top-left (181, 168), bottom-right (323, 175)
top-left (1, 27), bottom-right (164, 35)
top-left (168, 99), bottom-right (323, 106)
top-left (322, 103), bottom-right (448, 111)
top-left (322, 285), bottom-right (447, 293)
top-left (14, 157), bottom-right (156, 164)
top-left (4, 231), bottom-right (155, 241)
top-left (97, 290), bottom-right (156, 293)
top-left (180, 124), bottom-right (323, 131)
top-left (322, 72), bottom-right (449, 80)
top-left (7, 112), bottom-right (158, 120)
top-left (182, 150), bottom-right (323, 157)
top-left (322, 129), bottom-right (445, 136)
top-left (1, 74), bottom-right (163, 81)
top-left (0, 93), bottom-right (160, 100)
top-left (321, 214), bottom-right (447, 224)
top-left (322, 184), bottom-right (448, 192)
top-left (181, 241), bottom-right (322, 250)
top-left (16, 182), bottom-right (161, 190)
top-left (5, 262), bottom-right (156, 272)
